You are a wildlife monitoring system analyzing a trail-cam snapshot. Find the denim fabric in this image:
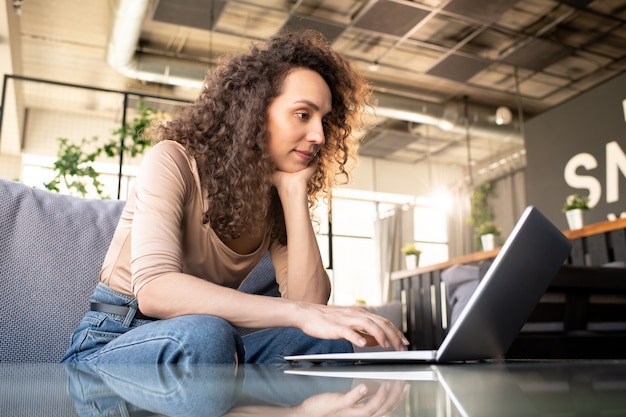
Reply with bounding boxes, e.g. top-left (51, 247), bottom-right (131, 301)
top-left (61, 283), bottom-right (352, 365)
top-left (66, 363), bottom-right (243, 417)
top-left (242, 327), bottom-right (353, 364)
top-left (65, 362), bottom-right (352, 417)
